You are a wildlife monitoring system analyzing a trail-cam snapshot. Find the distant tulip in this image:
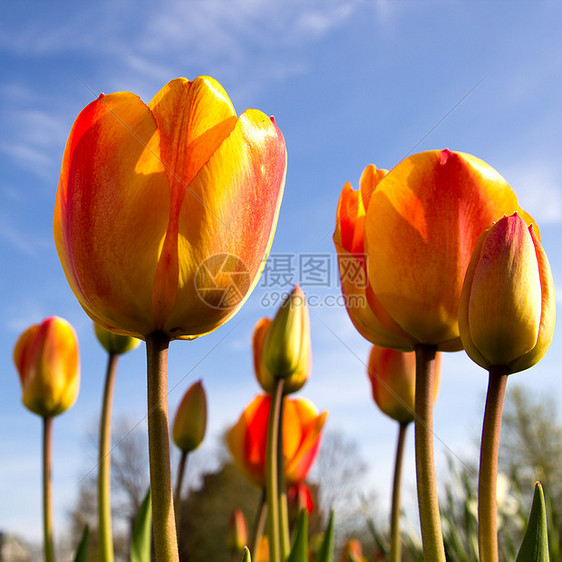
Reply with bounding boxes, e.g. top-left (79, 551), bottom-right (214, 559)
top-left (335, 151), bottom-right (536, 351)
top-left (459, 213), bottom-right (555, 373)
top-left (94, 322), bottom-right (140, 355)
top-left (287, 483), bottom-right (315, 517)
top-left (367, 345), bottom-right (441, 424)
top-left (226, 509), bottom-right (248, 554)
top-left (253, 287), bottom-right (311, 394)
top-left (54, 76), bottom-right (287, 340)
top-left (14, 316), bottom-right (79, 418)
top-left (172, 381), bottom-right (207, 453)
top-left (227, 394), bottom-right (327, 488)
